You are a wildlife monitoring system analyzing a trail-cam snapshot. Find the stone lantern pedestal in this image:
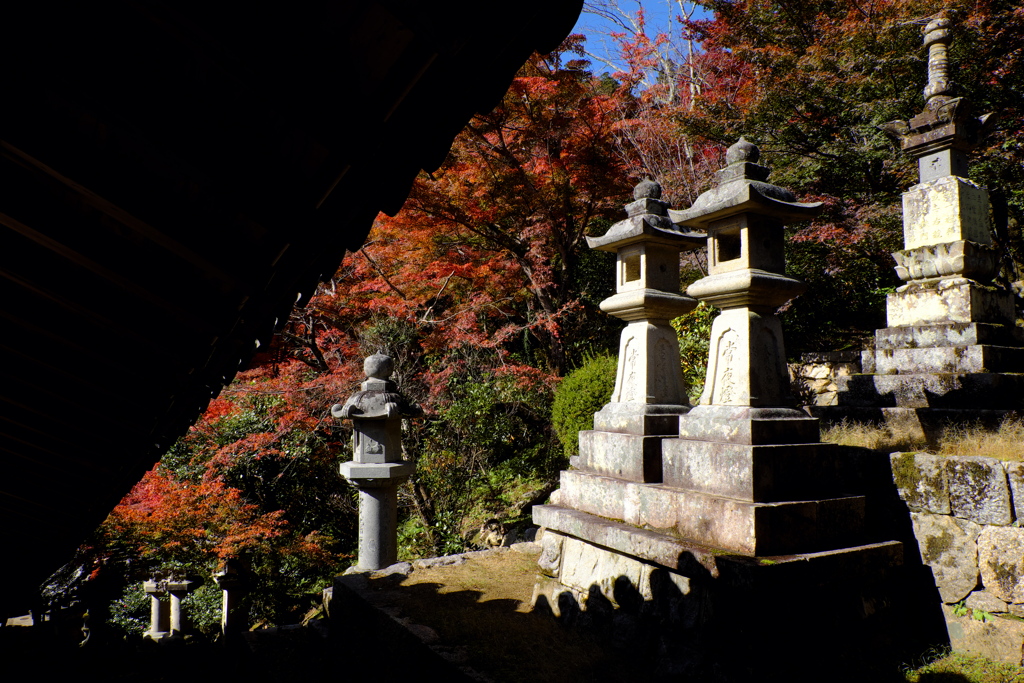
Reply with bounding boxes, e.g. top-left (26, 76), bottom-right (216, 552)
top-left (333, 354), bottom-right (420, 571)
